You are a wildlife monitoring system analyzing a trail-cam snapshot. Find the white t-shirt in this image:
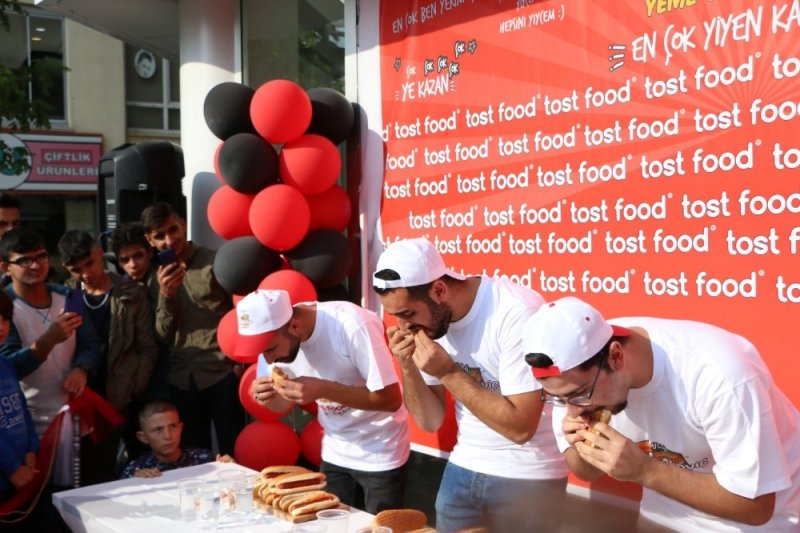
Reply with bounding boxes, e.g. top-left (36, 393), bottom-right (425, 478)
top-left (553, 317), bottom-right (800, 532)
top-left (422, 277), bottom-right (568, 480)
top-left (15, 293), bottom-right (77, 436)
top-left (275, 301), bottom-right (410, 472)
